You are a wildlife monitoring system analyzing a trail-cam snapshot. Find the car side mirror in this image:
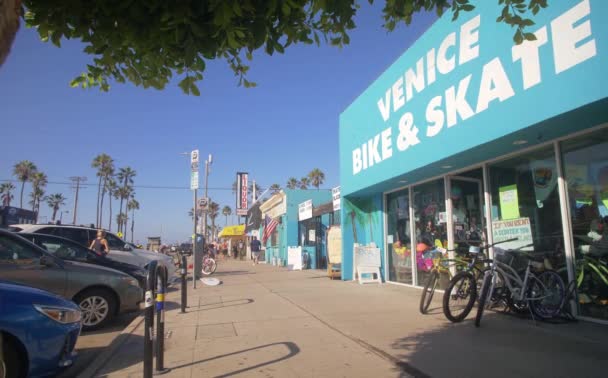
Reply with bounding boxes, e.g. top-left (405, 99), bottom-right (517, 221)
top-left (123, 244), bottom-right (132, 251)
top-left (40, 255), bottom-right (55, 267)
